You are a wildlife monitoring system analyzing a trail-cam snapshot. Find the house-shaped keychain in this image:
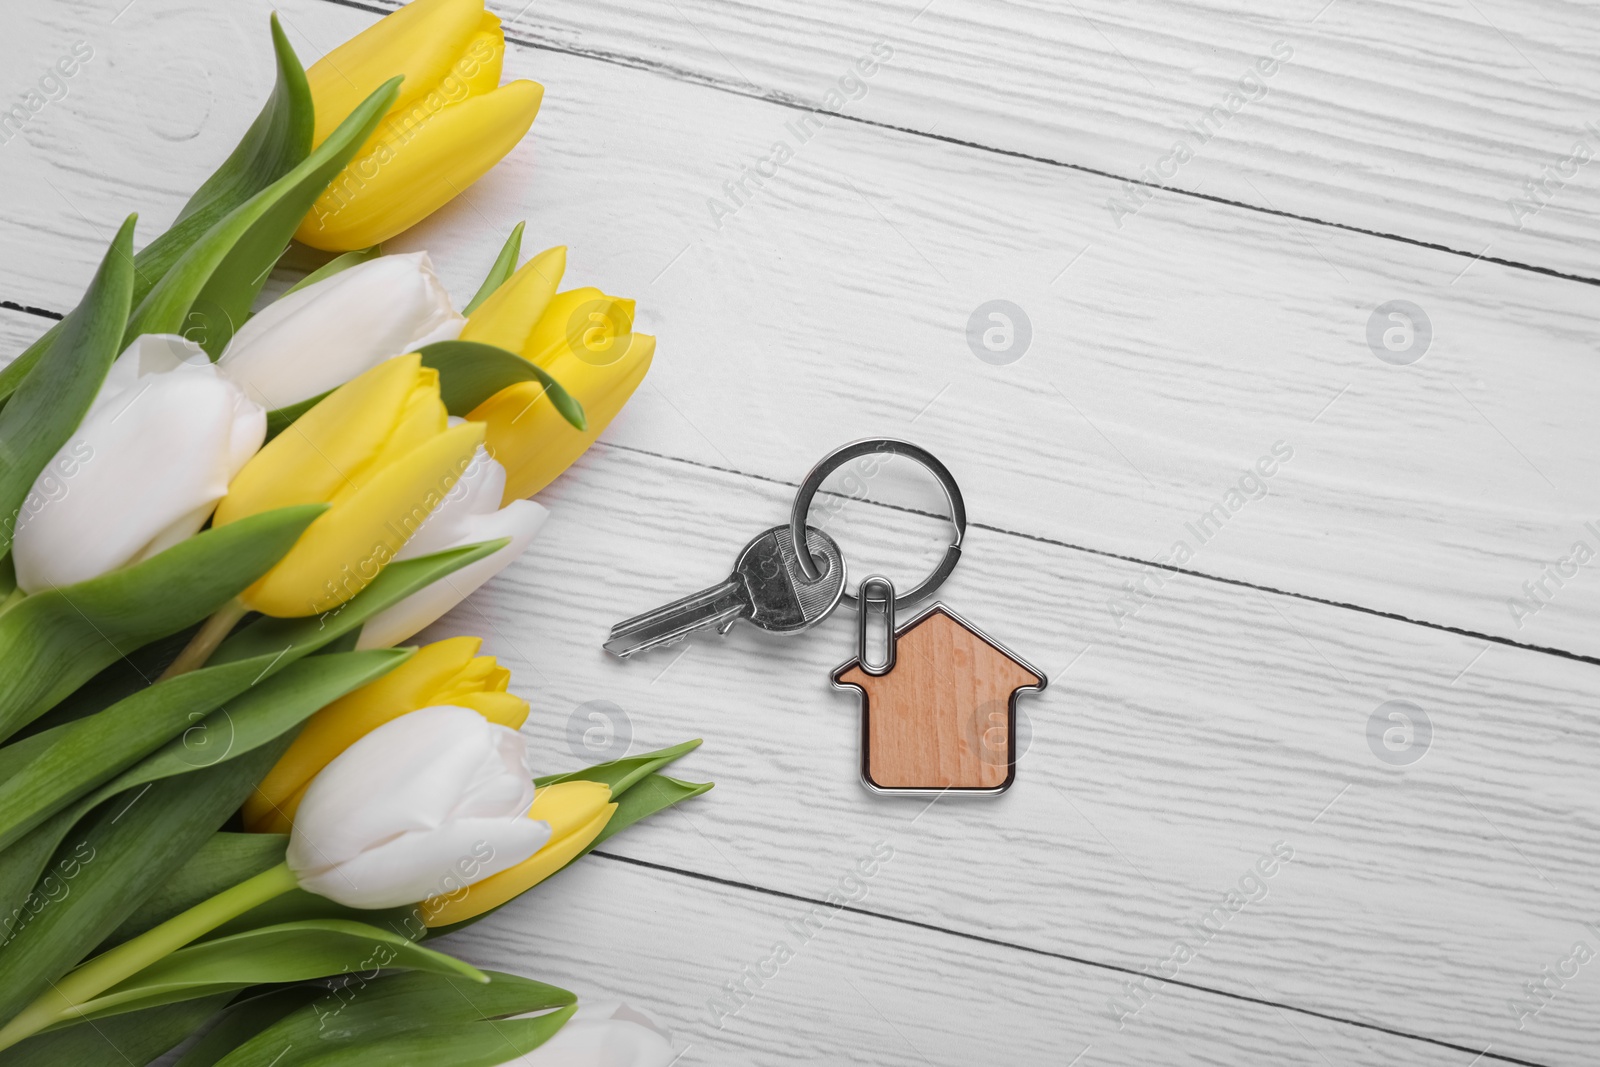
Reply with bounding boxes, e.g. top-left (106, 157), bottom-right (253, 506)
top-left (833, 594), bottom-right (1047, 796)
